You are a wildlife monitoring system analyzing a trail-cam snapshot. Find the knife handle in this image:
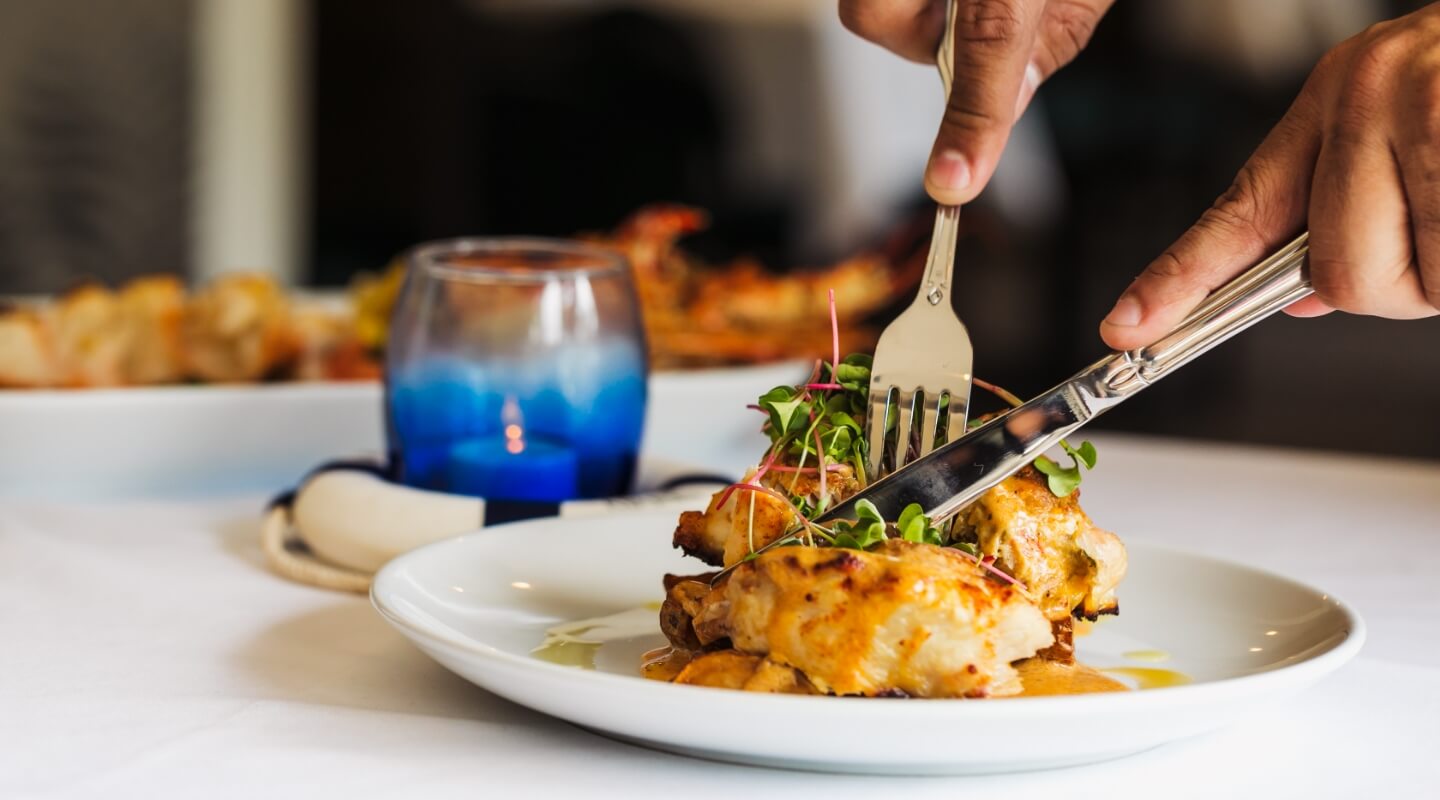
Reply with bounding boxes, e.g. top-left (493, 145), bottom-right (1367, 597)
top-left (1084, 233), bottom-right (1313, 402)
